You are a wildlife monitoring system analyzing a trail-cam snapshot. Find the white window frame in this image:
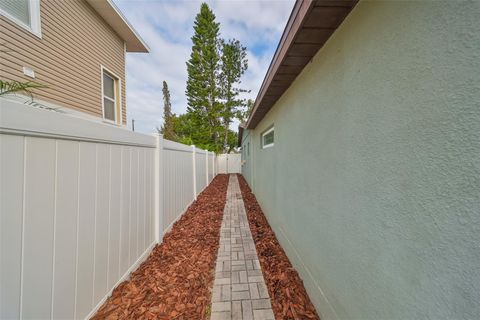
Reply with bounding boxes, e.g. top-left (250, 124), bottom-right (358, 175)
top-left (261, 126), bottom-right (274, 149)
top-left (0, 0), bottom-right (42, 38)
top-left (101, 66), bottom-right (122, 125)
